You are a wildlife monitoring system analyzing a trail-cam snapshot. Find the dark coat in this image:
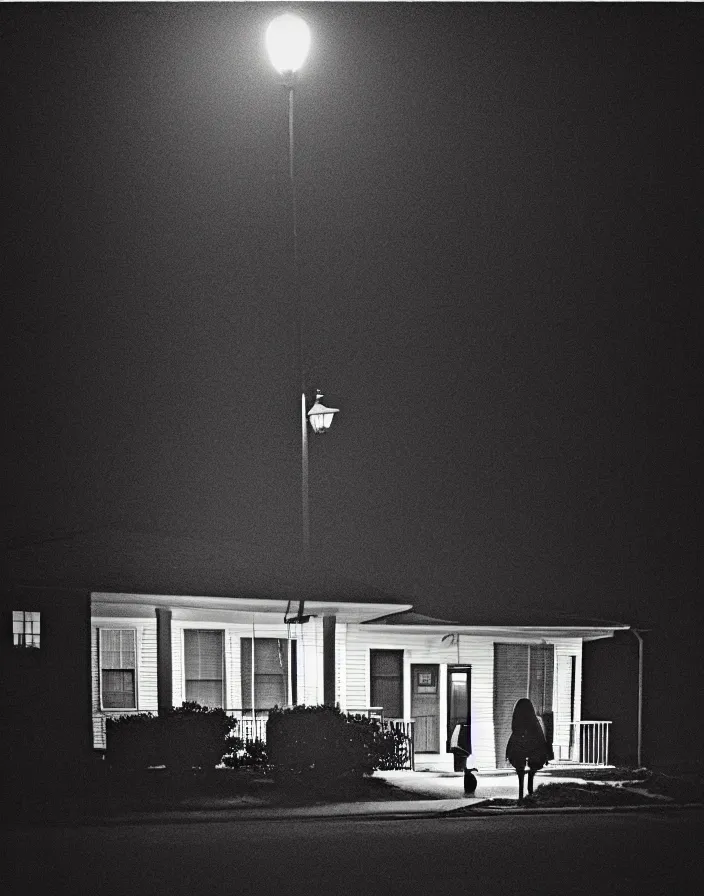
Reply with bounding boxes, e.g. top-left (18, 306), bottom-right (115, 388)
top-left (506, 711), bottom-right (550, 771)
